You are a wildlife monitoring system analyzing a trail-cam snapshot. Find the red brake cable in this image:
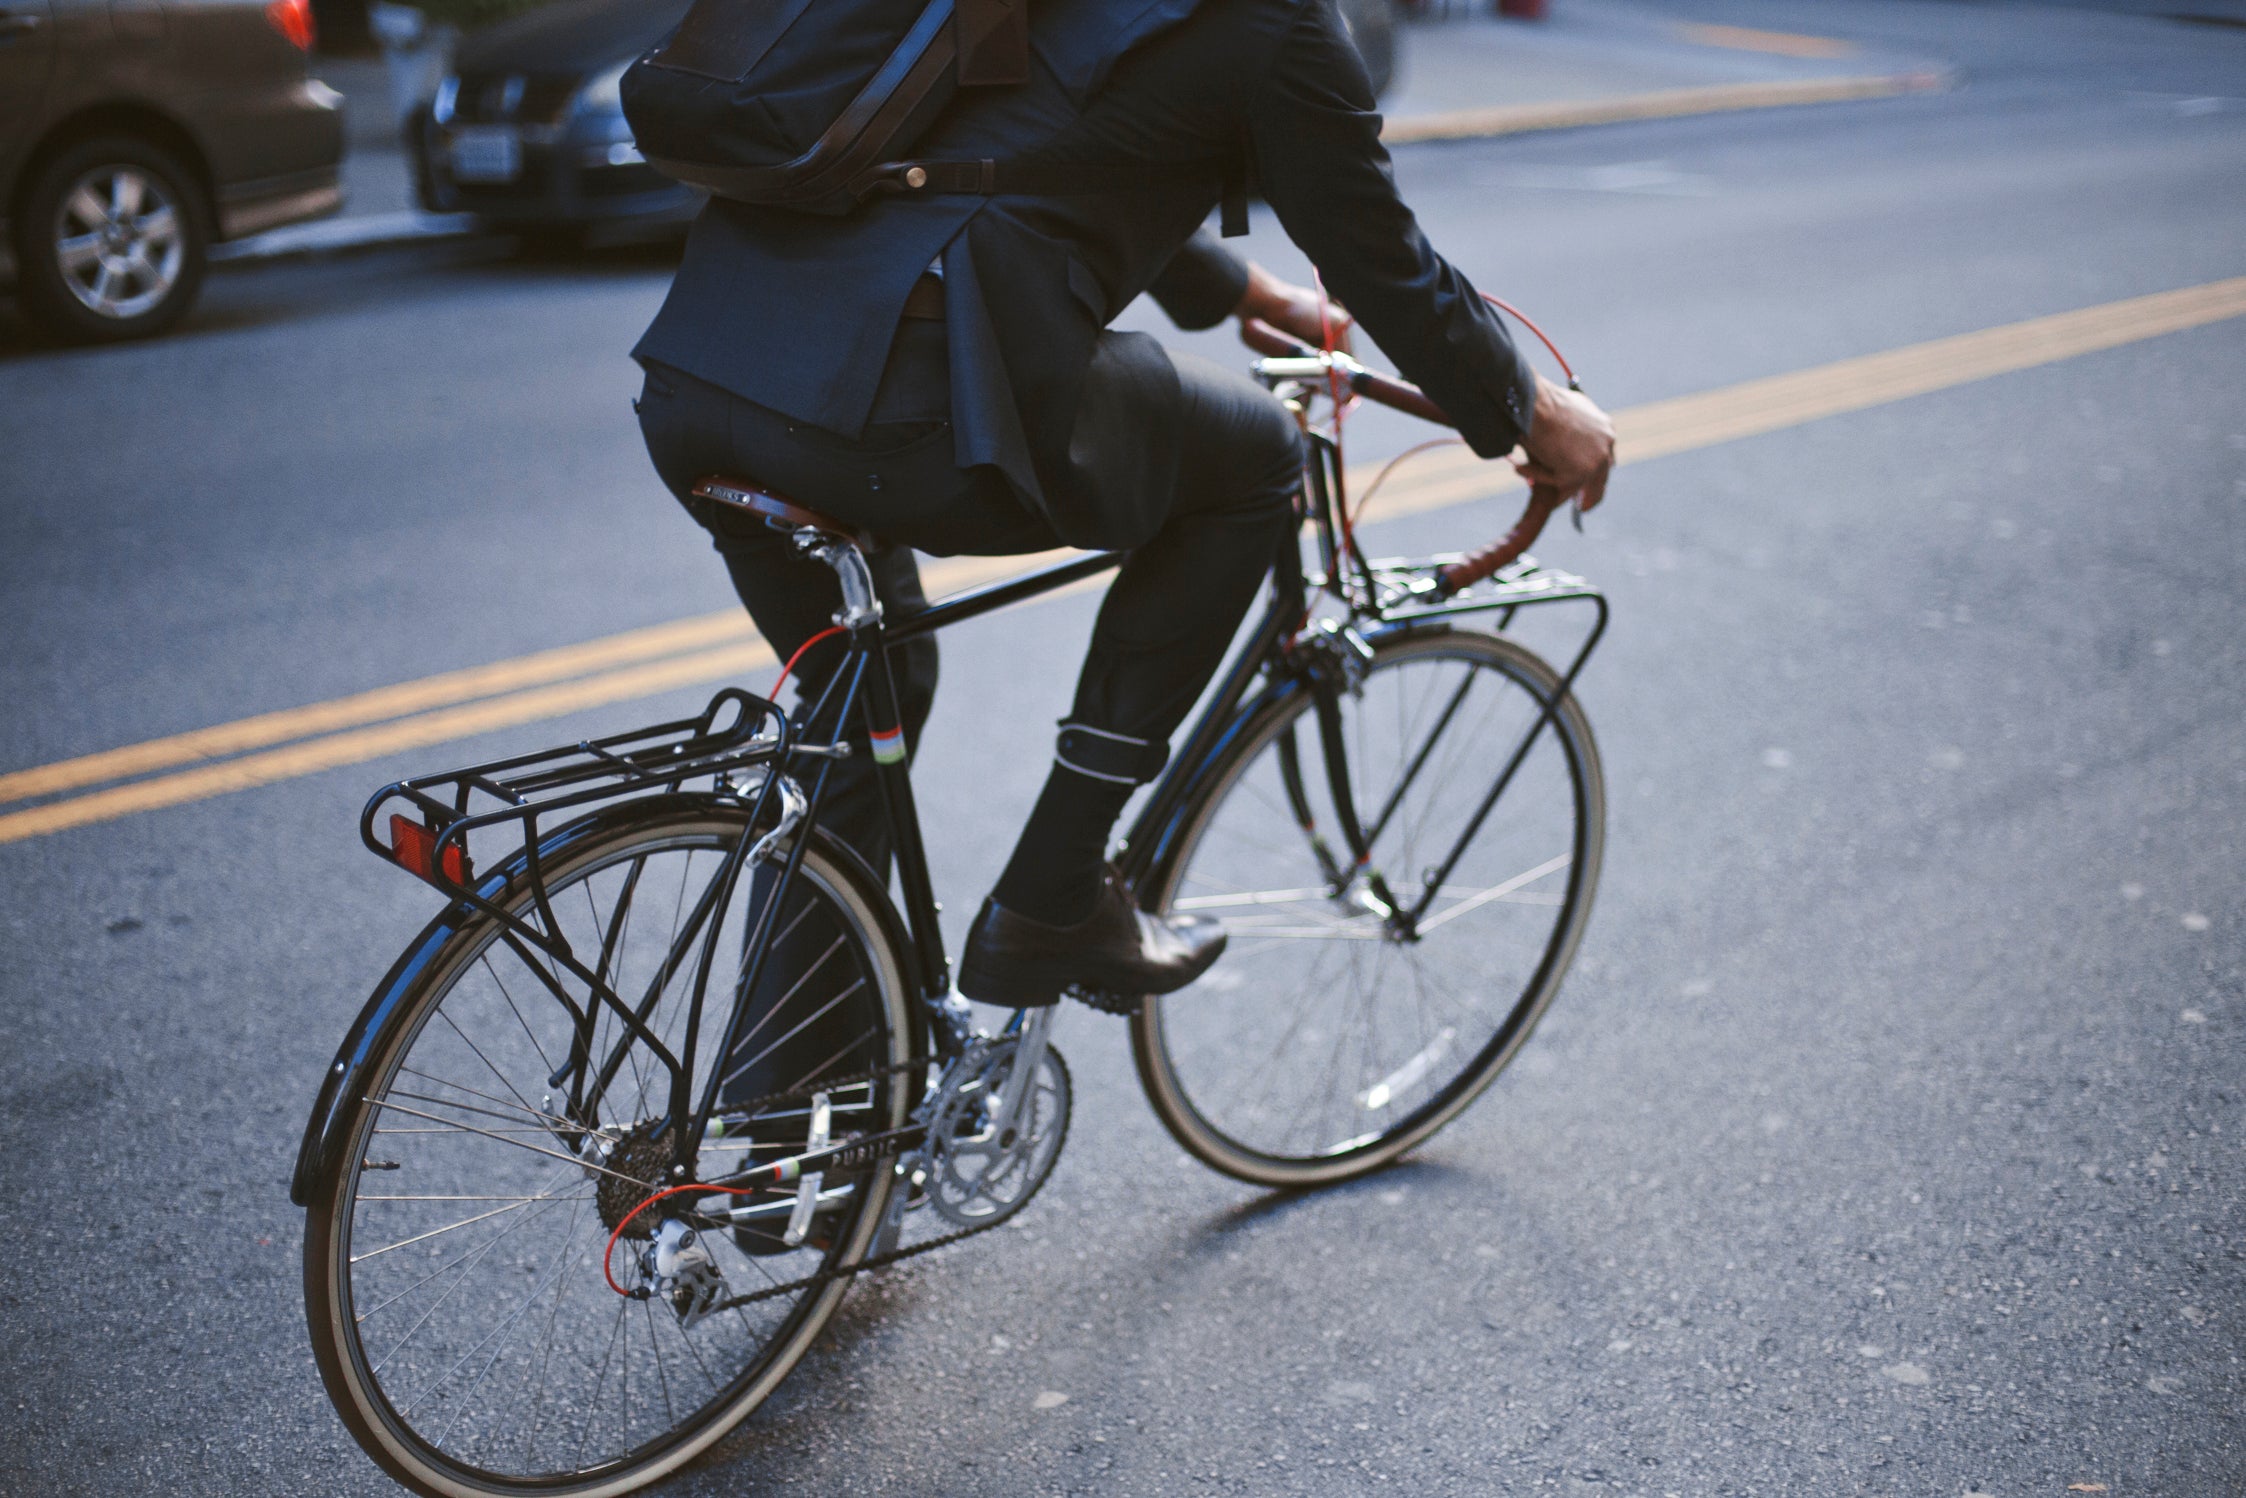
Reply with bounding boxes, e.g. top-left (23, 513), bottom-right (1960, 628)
top-left (770, 624), bottom-right (846, 696)
top-left (1481, 292), bottom-right (1578, 389)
